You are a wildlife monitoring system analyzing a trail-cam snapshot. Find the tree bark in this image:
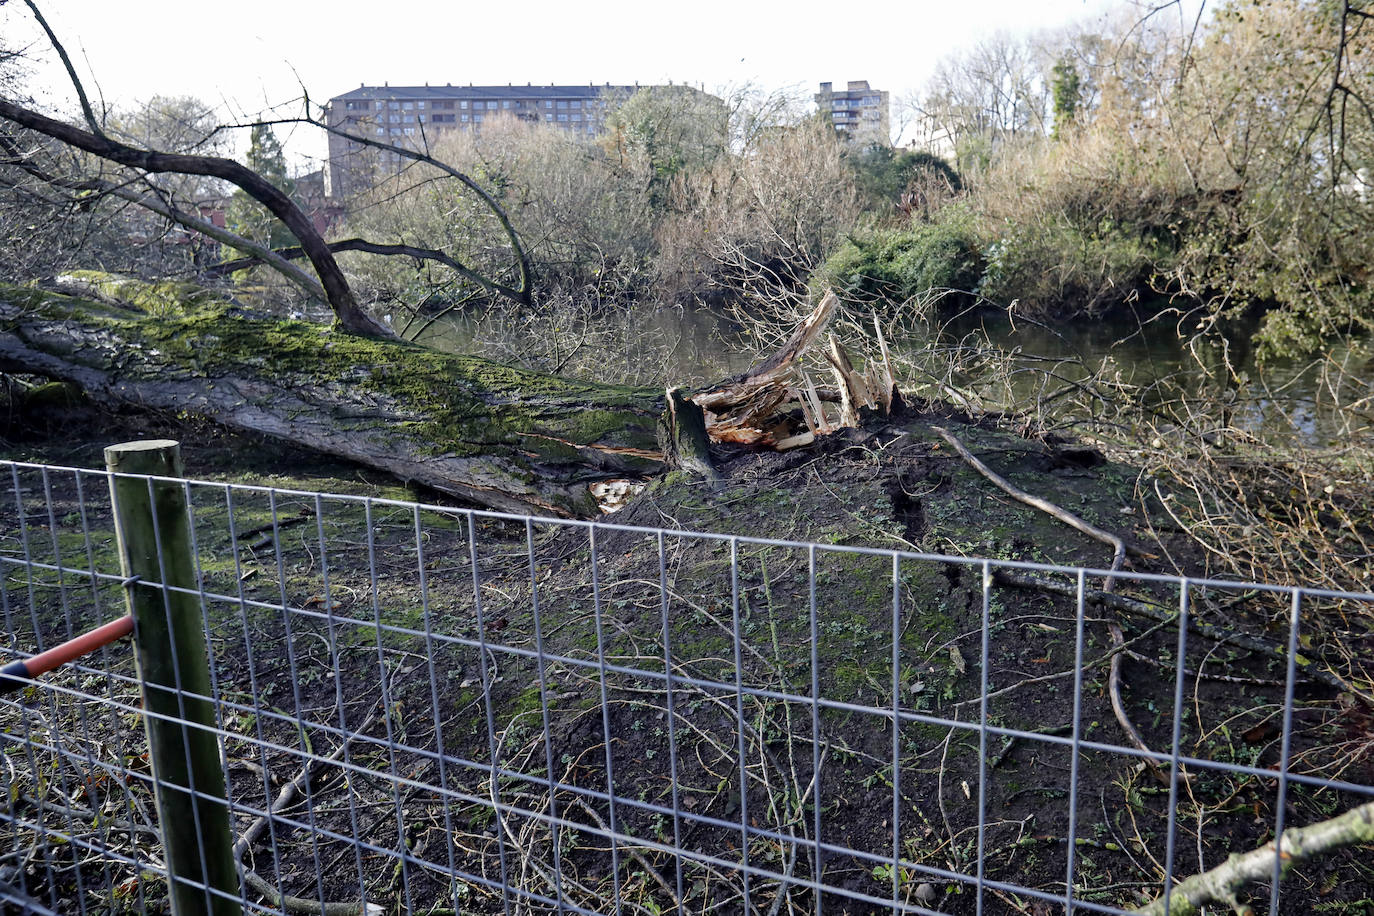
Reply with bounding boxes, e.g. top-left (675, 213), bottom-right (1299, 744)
top-left (1132, 800), bottom-right (1374, 915)
top-left (0, 286), bottom-right (663, 517)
